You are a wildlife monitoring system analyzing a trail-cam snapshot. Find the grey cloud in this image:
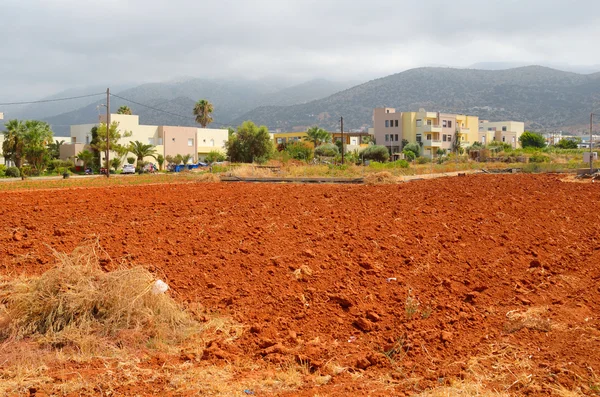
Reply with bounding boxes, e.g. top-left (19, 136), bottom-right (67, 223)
top-left (1, 0), bottom-right (600, 101)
